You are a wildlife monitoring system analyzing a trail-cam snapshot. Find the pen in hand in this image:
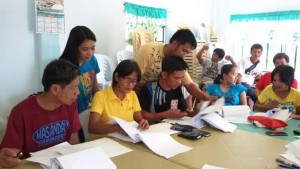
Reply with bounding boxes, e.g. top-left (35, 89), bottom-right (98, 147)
top-left (15, 152), bottom-right (23, 159)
